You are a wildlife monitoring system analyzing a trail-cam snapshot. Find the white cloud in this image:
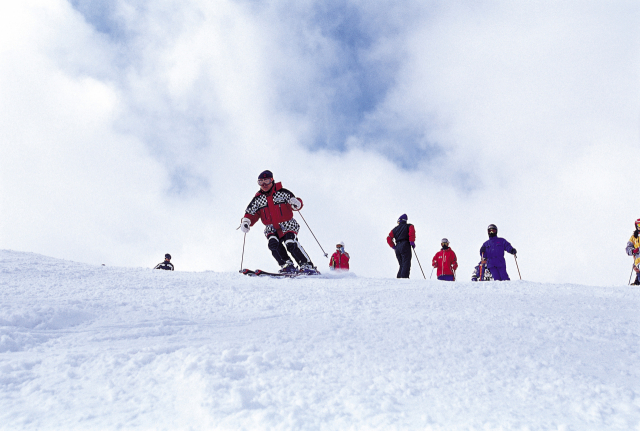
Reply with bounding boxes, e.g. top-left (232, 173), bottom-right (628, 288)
top-left (1, 0), bottom-right (638, 284)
